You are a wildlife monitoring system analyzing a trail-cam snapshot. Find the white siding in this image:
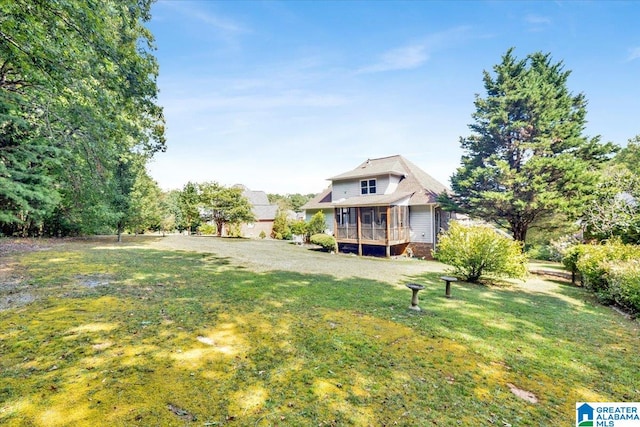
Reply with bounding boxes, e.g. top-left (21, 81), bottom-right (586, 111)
top-left (385, 175), bottom-right (401, 195)
top-left (304, 209), bottom-right (335, 234)
top-left (324, 211), bottom-right (335, 235)
top-left (409, 205), bottom-right (433, 243)
top-left (332, 181), bottom-right (359, 200)
top-left (332, 175), bottom-right (392, 199)
top-left (375, 176), bottom-right (391, 194)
